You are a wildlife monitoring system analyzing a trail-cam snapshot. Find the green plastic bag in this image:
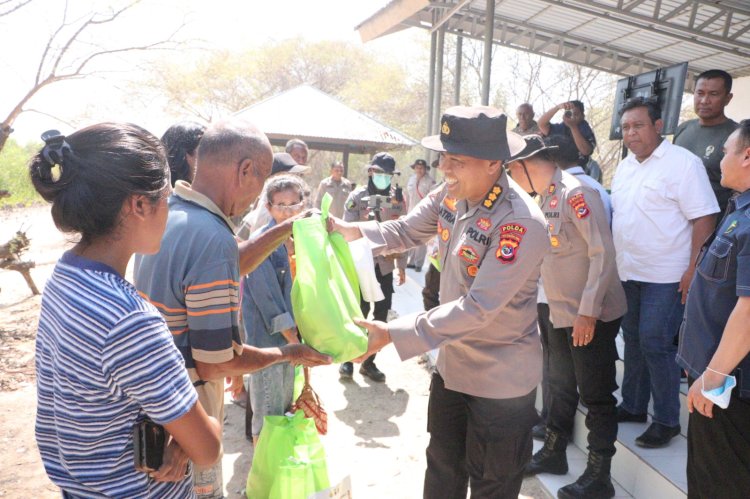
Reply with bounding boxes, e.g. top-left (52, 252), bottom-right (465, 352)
top-left (291, 193), bottom-right (368, 363)
top-left (246, 411), bottom-right (330, 499)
